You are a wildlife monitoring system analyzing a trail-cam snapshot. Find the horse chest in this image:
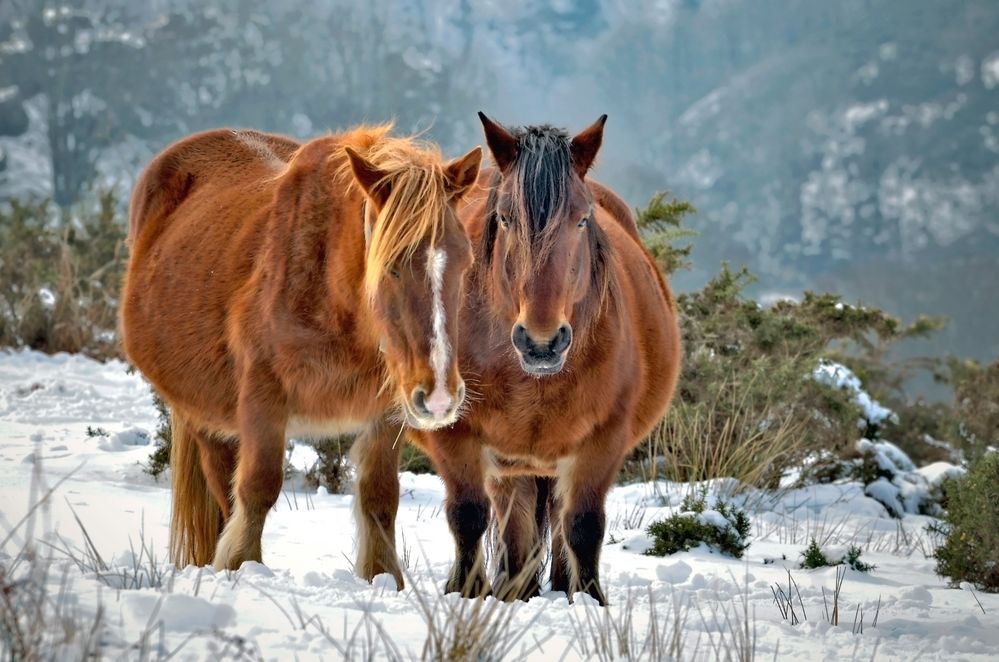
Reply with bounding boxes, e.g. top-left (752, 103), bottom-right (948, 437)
top-left (477, 391), bottom-right (596, 462)
top-left (277, 339), bottom-right (387, 422)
